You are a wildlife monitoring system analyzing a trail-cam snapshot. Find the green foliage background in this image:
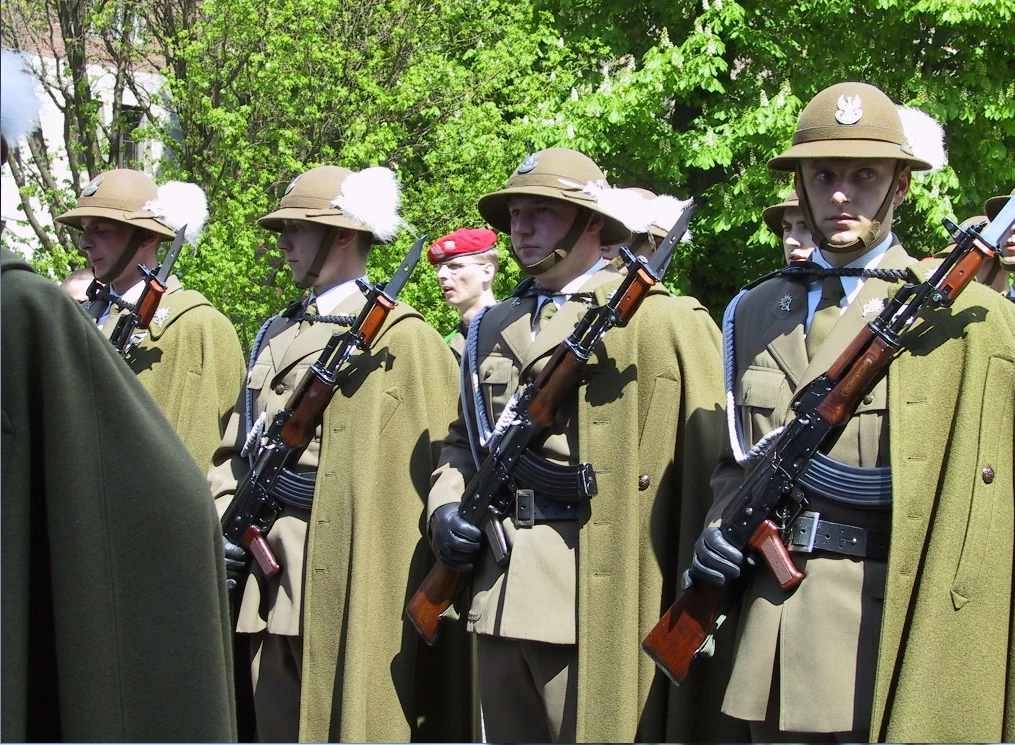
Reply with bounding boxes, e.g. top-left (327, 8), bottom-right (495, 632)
top-left (11, 0), bottom-right (1015, 349)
